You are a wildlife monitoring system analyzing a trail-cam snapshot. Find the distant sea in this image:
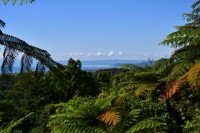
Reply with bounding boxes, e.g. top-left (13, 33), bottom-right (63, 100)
top-left (9, 60), bottom-right (150, 73)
